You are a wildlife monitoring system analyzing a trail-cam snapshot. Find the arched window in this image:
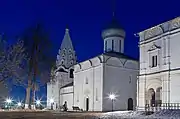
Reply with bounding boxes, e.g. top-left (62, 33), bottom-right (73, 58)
top-left (85, 77), bottom-right (88, 84)
top-left (61, 60), bottom-right (64, 65)
top-left (112, 40), bottom-right (114, 51)
top-left (63, 48), bottom-right (66, 53)
top-left (69, 54), bottom-right (72, 59)
top-left (70, 69), bottom-right (74, 78)
top-left (68, 49), bottom-right (71, 53)
top-left (96, 88), bottom-right (98, 101)
top-left (119, 40), bottom-right (121, 52)
top-left (129, 75), bottom-right (132, 84)
top-left (105, 41), bottom-right (107, 52)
